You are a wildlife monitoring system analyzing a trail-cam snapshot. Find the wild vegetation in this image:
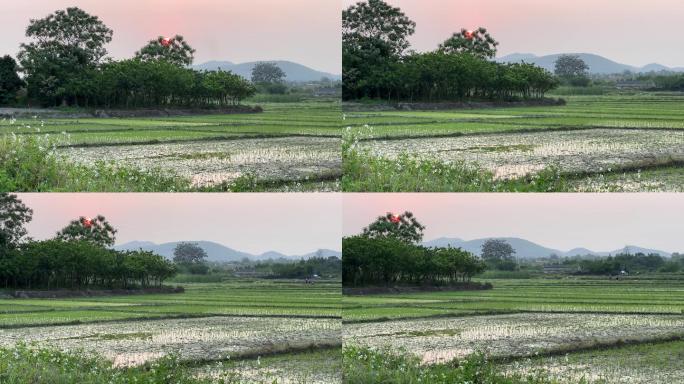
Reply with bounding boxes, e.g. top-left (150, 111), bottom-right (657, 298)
top-left (0, 7), bottom-right (341, 192)
top-left (343, 212), bottom-right (486, 286)
top-left (342, 0), bottom-right (557, 102)
top-left (1, 281), bottom-right (342, 383)
top-left (343, 93), bottom-right (684, 192)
